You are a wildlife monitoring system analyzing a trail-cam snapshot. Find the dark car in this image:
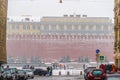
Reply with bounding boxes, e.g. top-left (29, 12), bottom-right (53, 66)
top-left (84, 67), bottom-right (96, 80)
top-left (105, 72), bottom-right (120, 80)
top-left (86, 68), bottom-right (105, 80)
top-left (33, 68), bottom-right (47, 76)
